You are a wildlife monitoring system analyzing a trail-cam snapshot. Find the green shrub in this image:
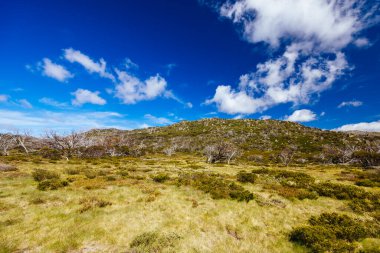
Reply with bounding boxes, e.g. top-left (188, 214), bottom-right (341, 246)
top-left (152, 173), bottom-right (170, 183)
top-left (312, 182), bottom-right (368, 200)
top-left (37, 179), bottom-right (68, 191)
top-left (276, 186), bottom-right (318, 200)
top-left (290, 213), bottom-right (380, 253)
top-left (32, 169), bottom-right (60, 182)
top-left (236, 171), bottom-right (257, 183)
top-left (275, 171), bottom-right (315, 188)
top-left (129, 231), bottom-right (181, 253)
top-left (177, 173), bottom-right (254, 202)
